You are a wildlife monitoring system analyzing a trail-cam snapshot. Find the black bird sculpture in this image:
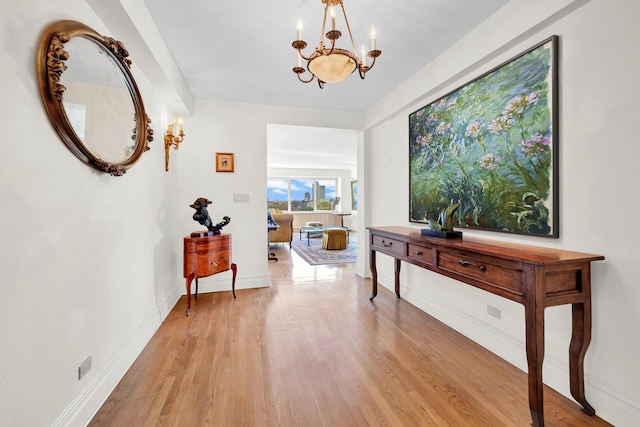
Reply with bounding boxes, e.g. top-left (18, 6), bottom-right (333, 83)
top-left (190, 197), bottom-right (230, 234)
